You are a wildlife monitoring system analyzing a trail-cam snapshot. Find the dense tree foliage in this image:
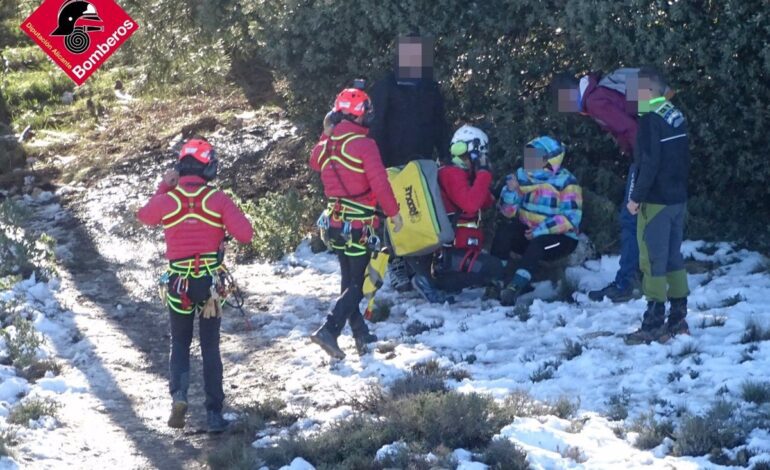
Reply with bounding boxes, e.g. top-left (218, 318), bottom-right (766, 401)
top-left (2, 0), bottom-right (768, 252)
